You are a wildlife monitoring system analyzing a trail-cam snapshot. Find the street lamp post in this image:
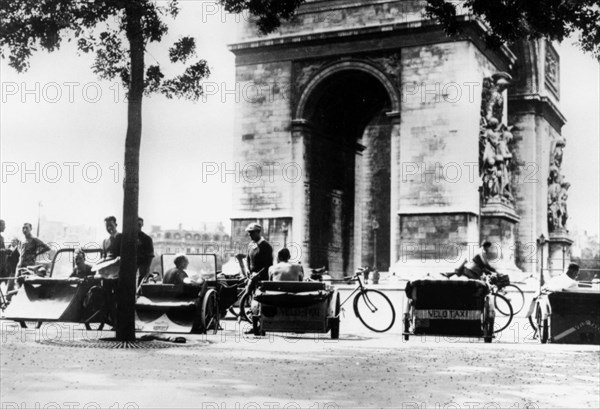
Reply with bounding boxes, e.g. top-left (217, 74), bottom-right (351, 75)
top-left (282, 221), bottom-right (288, 248)
top-left (538, 234), bottom-right (546, 289)
top-left (372, 218), bottom-right (379, 269)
